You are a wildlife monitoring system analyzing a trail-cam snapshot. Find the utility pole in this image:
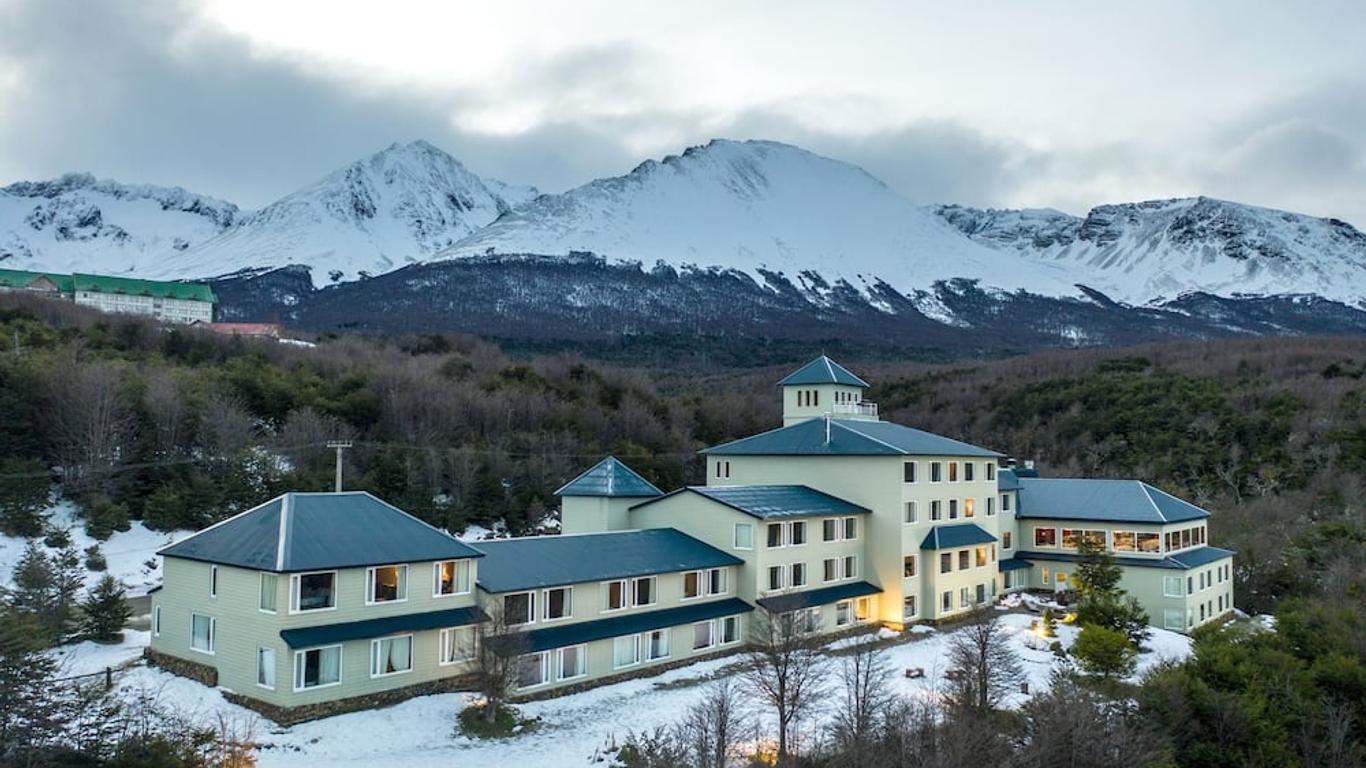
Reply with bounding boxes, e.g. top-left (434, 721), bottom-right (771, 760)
top-left (326, 440), bottom-right (352, 492)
